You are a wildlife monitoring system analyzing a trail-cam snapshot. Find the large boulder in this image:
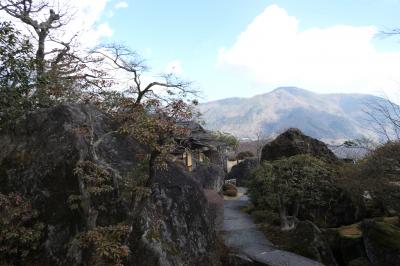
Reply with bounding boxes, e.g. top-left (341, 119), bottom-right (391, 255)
top-left (227, 158), bottom-right (259, 186)
top-left (261, 128), bottom-right (338, 163)
top-left (289, 221), bottom-right (338, 266)
top-left (362, 219), bottom-right (400, 266)
top-left (128, 163), bottom-right (220, 266)
top-left (323, 224), bottom-right (370, 266)
top-left (192, 163), bottom-right (225, 192)
top-left (0, 104), bottom-right (220, 266)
